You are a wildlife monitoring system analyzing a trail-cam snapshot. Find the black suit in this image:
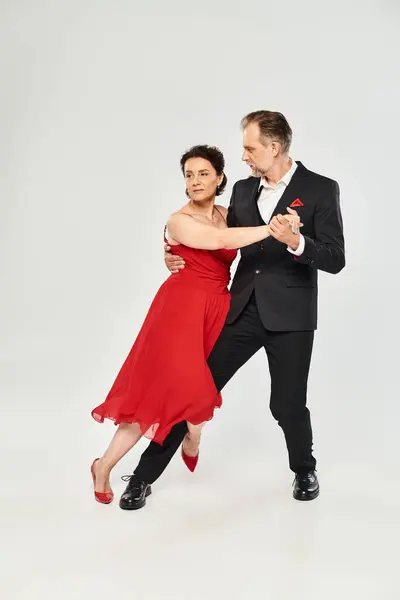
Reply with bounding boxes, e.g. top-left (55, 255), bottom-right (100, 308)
top-left (227, 161), bottom-right (344, 330)
top-left (133, 161), bottom-right (345, 483)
